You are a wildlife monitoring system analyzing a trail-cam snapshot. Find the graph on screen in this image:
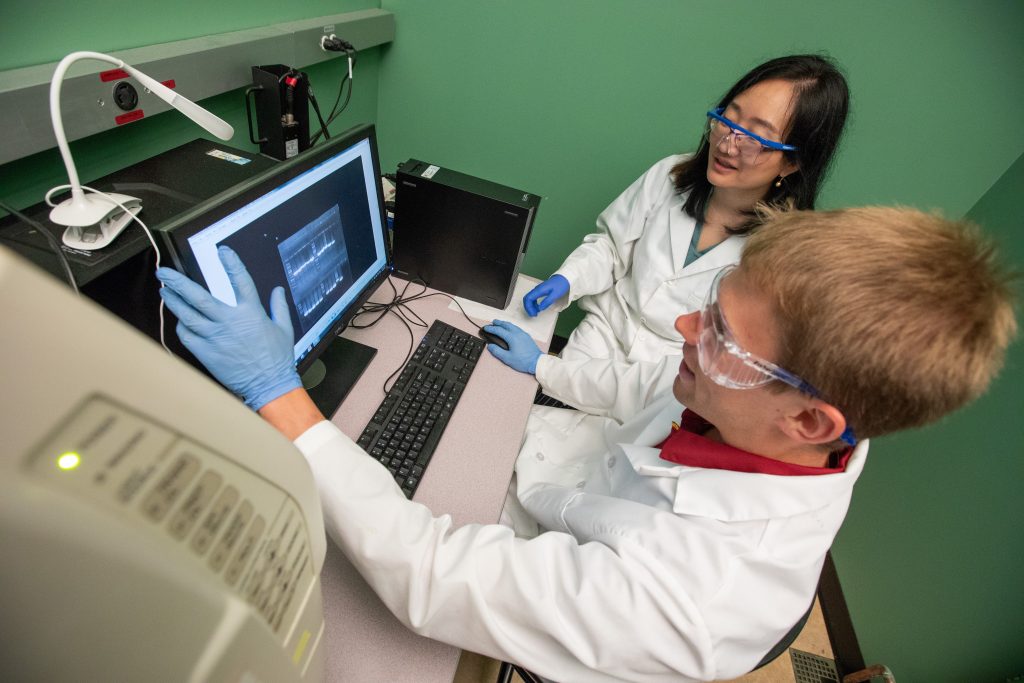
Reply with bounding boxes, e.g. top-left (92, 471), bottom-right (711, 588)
top-left (278, 205), bottom-right (354, 333)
